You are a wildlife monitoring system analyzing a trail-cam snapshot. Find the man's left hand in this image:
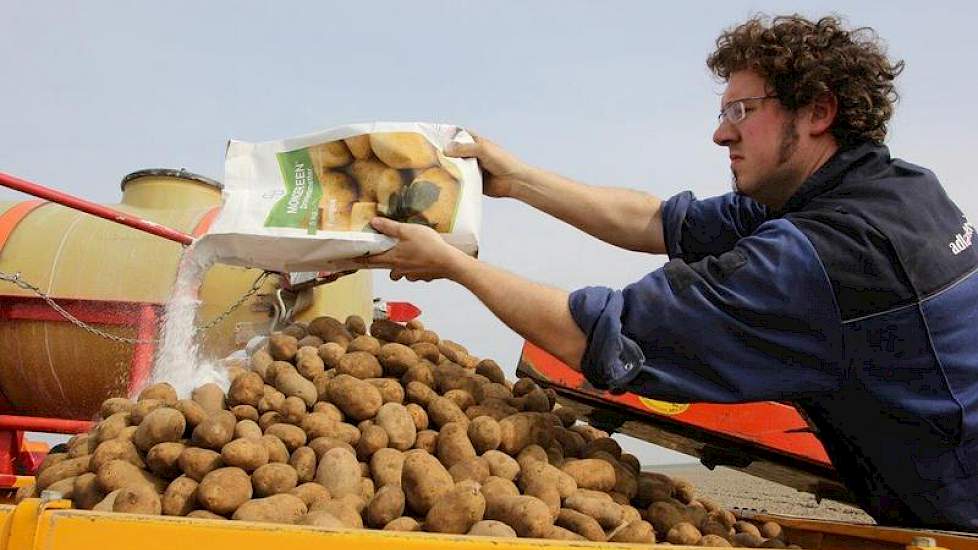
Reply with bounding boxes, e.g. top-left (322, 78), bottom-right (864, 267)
top-left (354, 217), bottom-right (469, 282)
